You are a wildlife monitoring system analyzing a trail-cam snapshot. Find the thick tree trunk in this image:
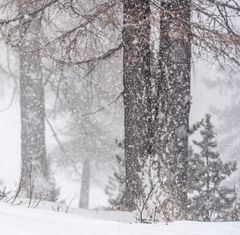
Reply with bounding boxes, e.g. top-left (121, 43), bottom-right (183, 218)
top-left (157, 0), bottom-right (191, 218)
top-left (18, 0), bottom-right (48, 198)
top-left (123, 0), bottom-right (151, 210)
top-left (79, 159), bottom-right (90, 209)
